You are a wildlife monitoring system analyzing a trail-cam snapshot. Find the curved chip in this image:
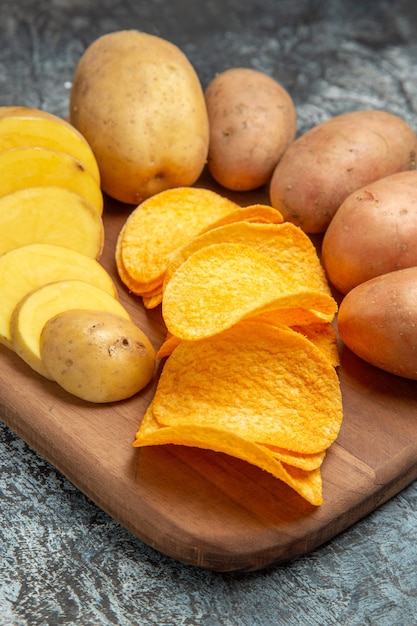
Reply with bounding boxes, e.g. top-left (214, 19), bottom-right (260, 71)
top-left (134, 405), bottom-right (324, 506)
top-left (163, 221), bottom-right (330, 295)
top-left (117, 187), bottom-right (240, 288)
top-left (150, 320), bottom-right (343, 454)
top-left (162, 242), bottom-right (337, 340)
